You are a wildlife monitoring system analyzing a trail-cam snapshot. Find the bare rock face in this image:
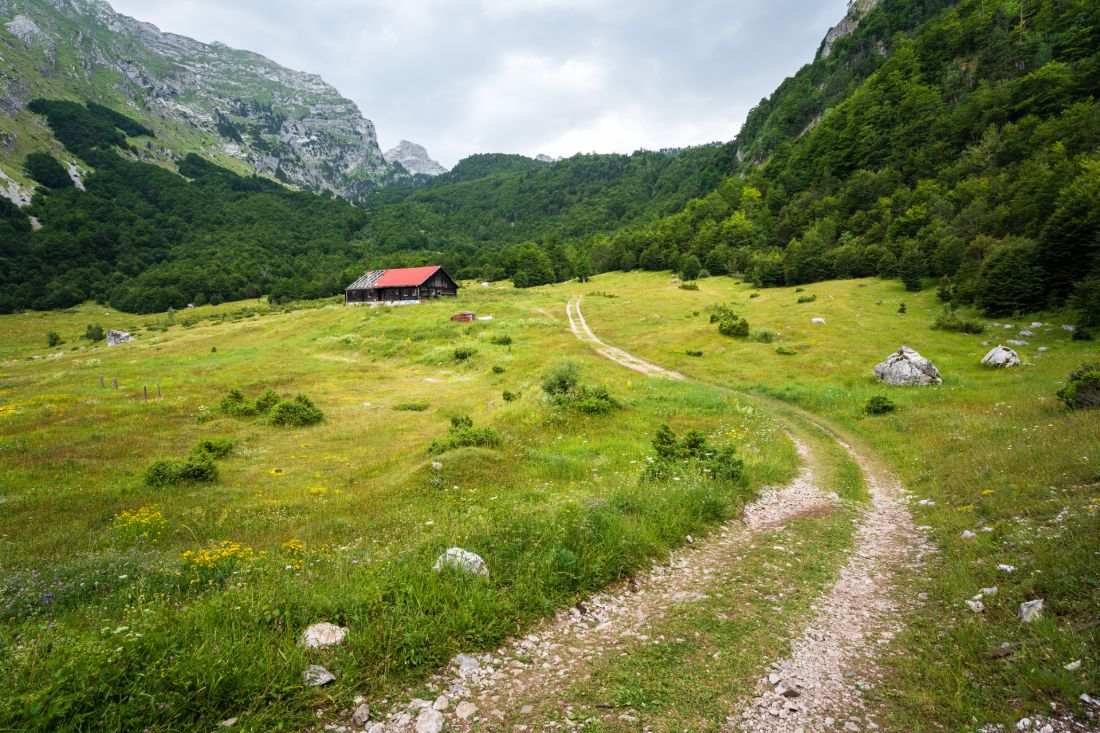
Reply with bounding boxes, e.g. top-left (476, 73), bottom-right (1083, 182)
top-left (873, 346), bottom-right (942, 386)
top-left (980, 345), bottom-right (1020, 368)
top-left (384, 140), bottom-right (447, 177)
top-left (820, 0), bottom-right (881, 59)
